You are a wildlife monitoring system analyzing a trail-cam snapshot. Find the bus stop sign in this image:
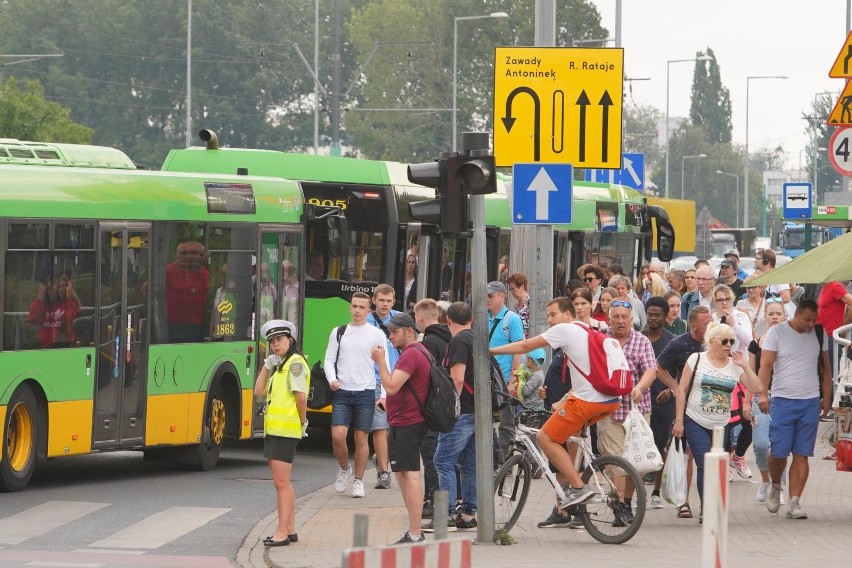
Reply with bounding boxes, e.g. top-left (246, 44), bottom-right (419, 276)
top-left (782, 182), bottom-right (812, 220)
